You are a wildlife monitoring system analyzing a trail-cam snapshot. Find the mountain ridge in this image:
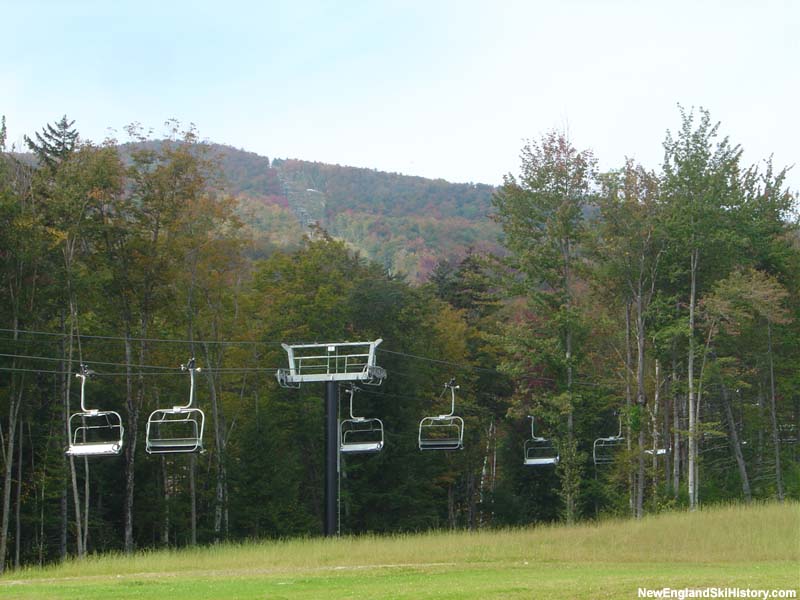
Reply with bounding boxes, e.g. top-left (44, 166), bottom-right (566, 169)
top-left (210, 143), bottom-right (501, 281)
